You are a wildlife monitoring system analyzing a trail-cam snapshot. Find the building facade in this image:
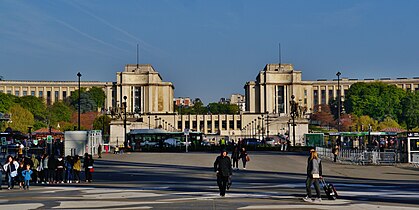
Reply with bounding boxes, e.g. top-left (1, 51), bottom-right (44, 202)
top-left (244, 63), bottom-right (419, 116)
top-left (3, 63), bottom-right (419, 147)
top-left (0, 80), bottom-right (110, 106)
